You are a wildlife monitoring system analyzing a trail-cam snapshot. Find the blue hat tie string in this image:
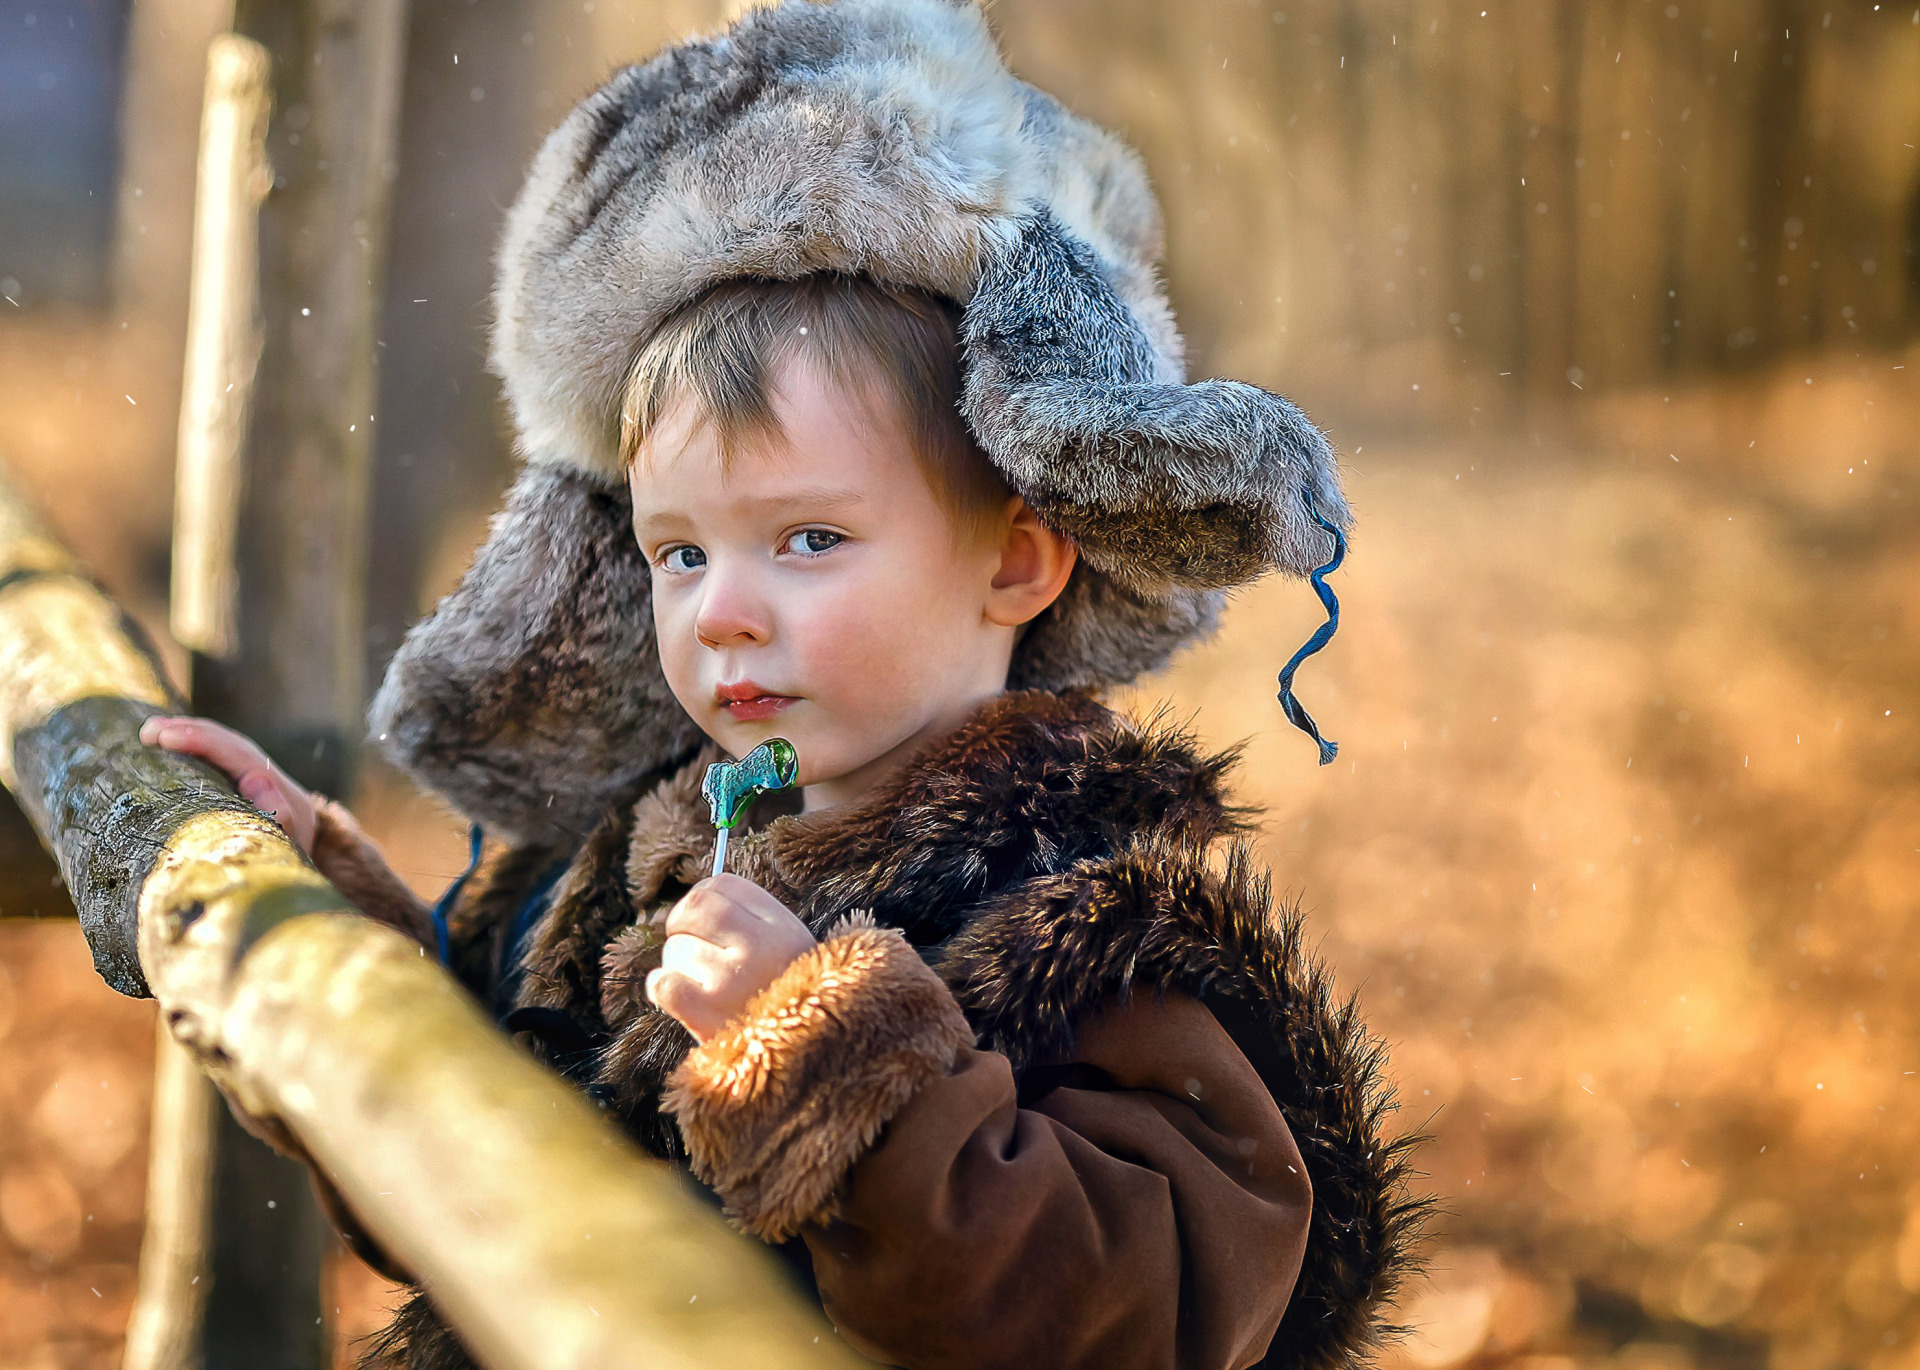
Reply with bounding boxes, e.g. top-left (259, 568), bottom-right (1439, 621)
top-left (1276, 492), bottom-right (1345, 766)
top-left (430, 821), bottom-right (486, 965)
